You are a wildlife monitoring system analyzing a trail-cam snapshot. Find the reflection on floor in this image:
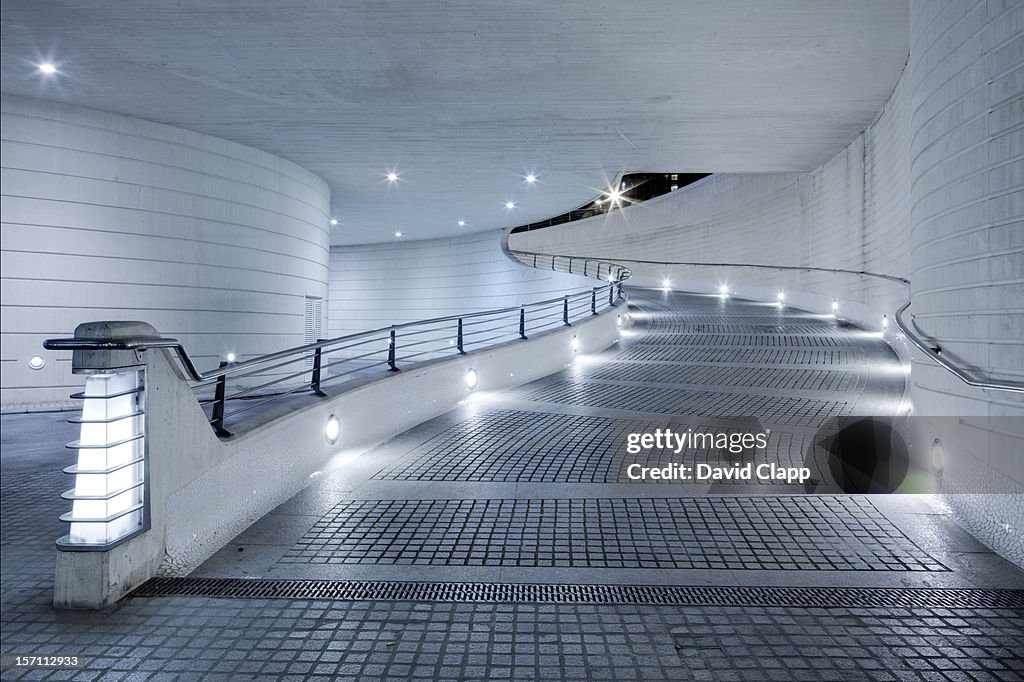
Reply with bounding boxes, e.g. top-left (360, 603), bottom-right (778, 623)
top-left (2, 289), bottom-right (1022, 681)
